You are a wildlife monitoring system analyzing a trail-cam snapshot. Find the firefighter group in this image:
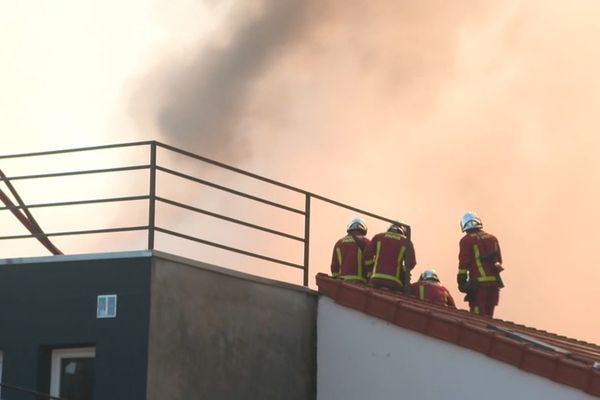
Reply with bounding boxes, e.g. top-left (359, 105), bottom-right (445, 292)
top-left (330, 211), bottom-right (504, 318)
